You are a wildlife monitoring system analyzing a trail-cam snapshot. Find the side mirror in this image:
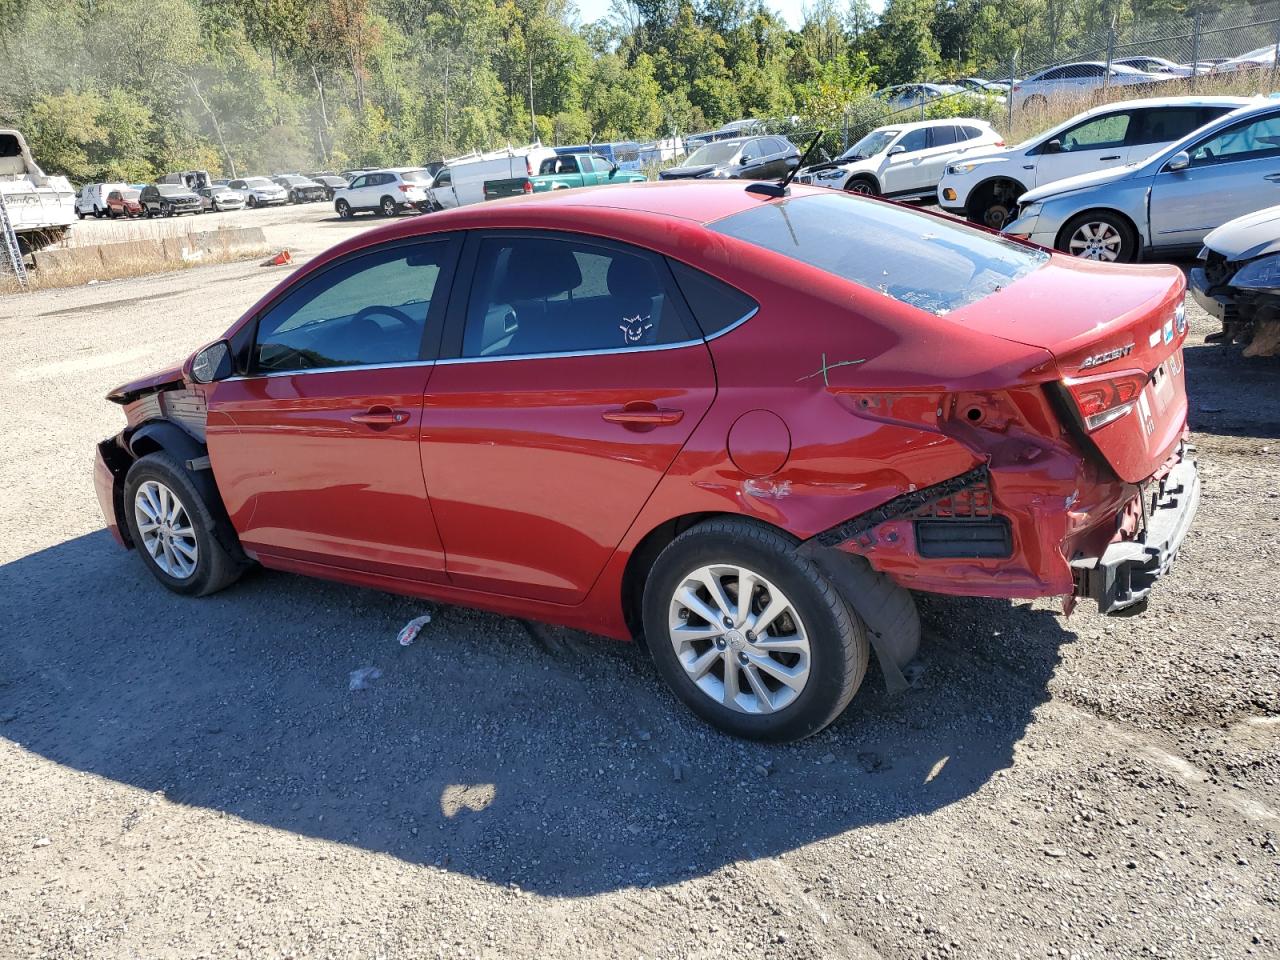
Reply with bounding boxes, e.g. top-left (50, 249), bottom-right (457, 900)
top-left (887, 145), bottom-right (906, 156)
top-left (191, 340), bottom-right (233, 384)
top-left (1166, 151), bottom-right (1191, 172)
top-left (609, 161), bottom-right (619, 175)
top-left (1043, 139), bottom-right (1063, 154)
